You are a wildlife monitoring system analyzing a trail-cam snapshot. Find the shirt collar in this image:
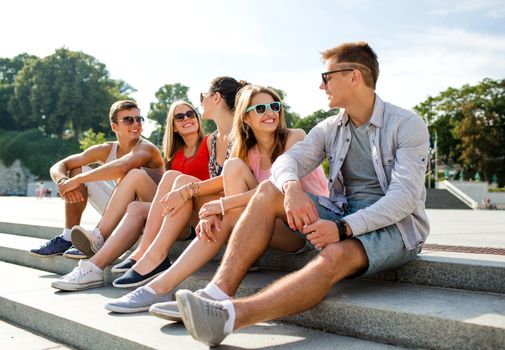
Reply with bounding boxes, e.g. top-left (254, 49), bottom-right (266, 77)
top-left (339, 94), bottom-right (384, 128)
